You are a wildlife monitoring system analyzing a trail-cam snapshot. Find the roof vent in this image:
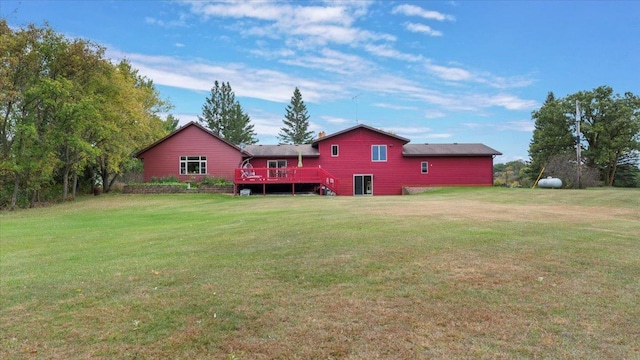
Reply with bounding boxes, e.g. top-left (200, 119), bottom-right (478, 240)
top-left (318, 131), bottom-right (326, 138)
